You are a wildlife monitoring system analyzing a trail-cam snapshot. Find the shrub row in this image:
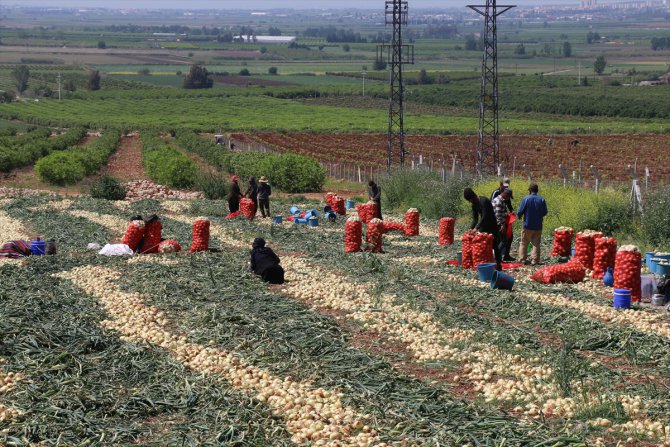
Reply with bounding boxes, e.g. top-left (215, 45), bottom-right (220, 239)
top-left (176, 131), bottom-right (325, 193)
top-left (141, 133), bottom-right (197, 189)
top-left (35, 130), bottom-right (120, 185)
top-left (0, 127), bottom-right (87, 172)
